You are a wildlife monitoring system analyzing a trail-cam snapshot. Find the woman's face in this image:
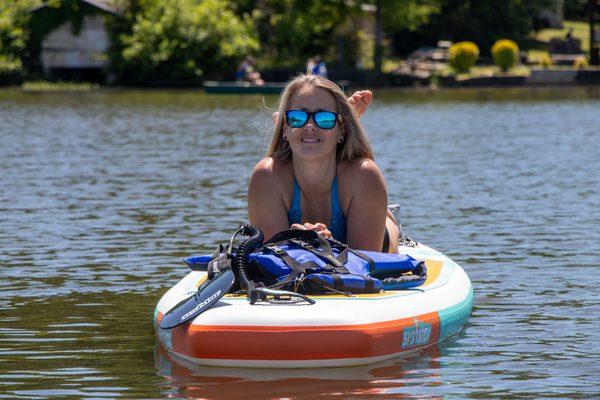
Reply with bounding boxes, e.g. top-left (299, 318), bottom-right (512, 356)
top-left (284, 85), bottom-right (343, 161)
